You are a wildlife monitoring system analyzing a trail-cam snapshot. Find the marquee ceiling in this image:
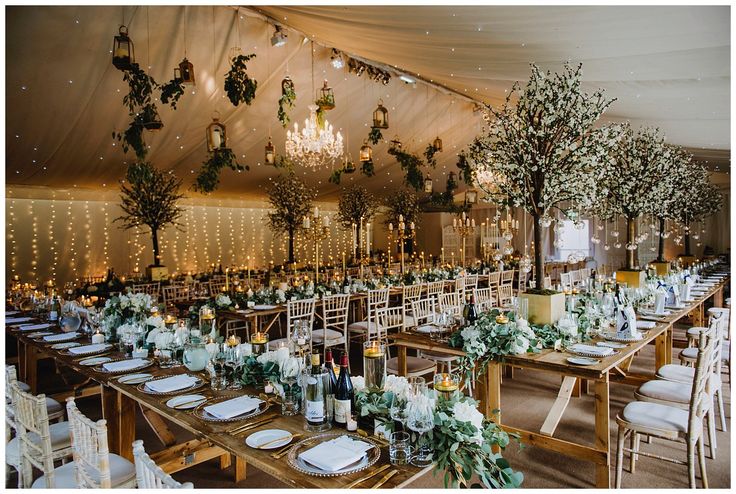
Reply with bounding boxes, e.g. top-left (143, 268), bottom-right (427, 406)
top-left (5, 5), bottom-right (730, 201)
